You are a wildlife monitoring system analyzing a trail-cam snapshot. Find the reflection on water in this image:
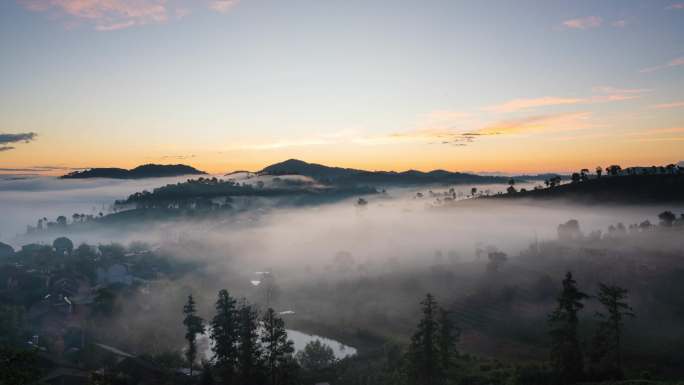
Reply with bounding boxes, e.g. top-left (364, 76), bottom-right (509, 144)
top-left (199, 328), bottom-right (356, 360)
top-left (285, 329), bottom-right (357, 359)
